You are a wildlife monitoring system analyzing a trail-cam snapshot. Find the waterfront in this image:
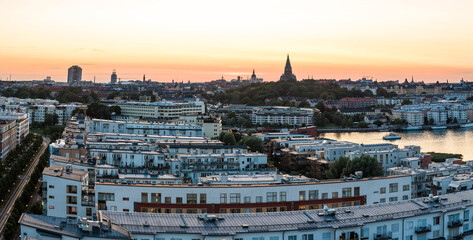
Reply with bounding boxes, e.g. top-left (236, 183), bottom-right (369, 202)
top-left (320, 129), bottom-right (473, 160)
